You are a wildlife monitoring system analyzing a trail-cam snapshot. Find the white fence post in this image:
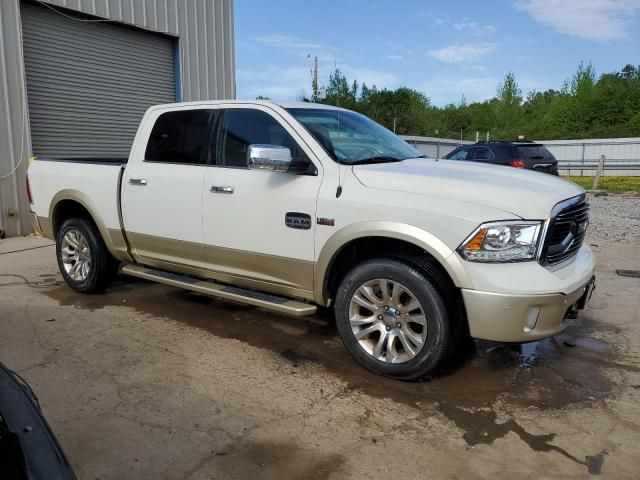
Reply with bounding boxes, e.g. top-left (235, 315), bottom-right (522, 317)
top-left (592, 155), bottom-right (605, 190)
